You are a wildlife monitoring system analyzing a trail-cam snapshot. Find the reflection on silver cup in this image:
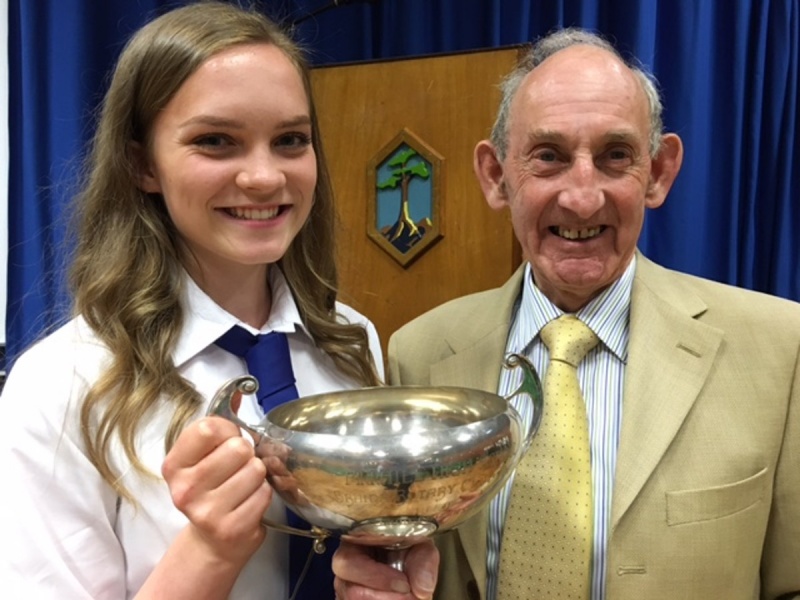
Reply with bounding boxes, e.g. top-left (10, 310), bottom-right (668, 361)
top-left (207, 354), bottom-right (542, 559)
